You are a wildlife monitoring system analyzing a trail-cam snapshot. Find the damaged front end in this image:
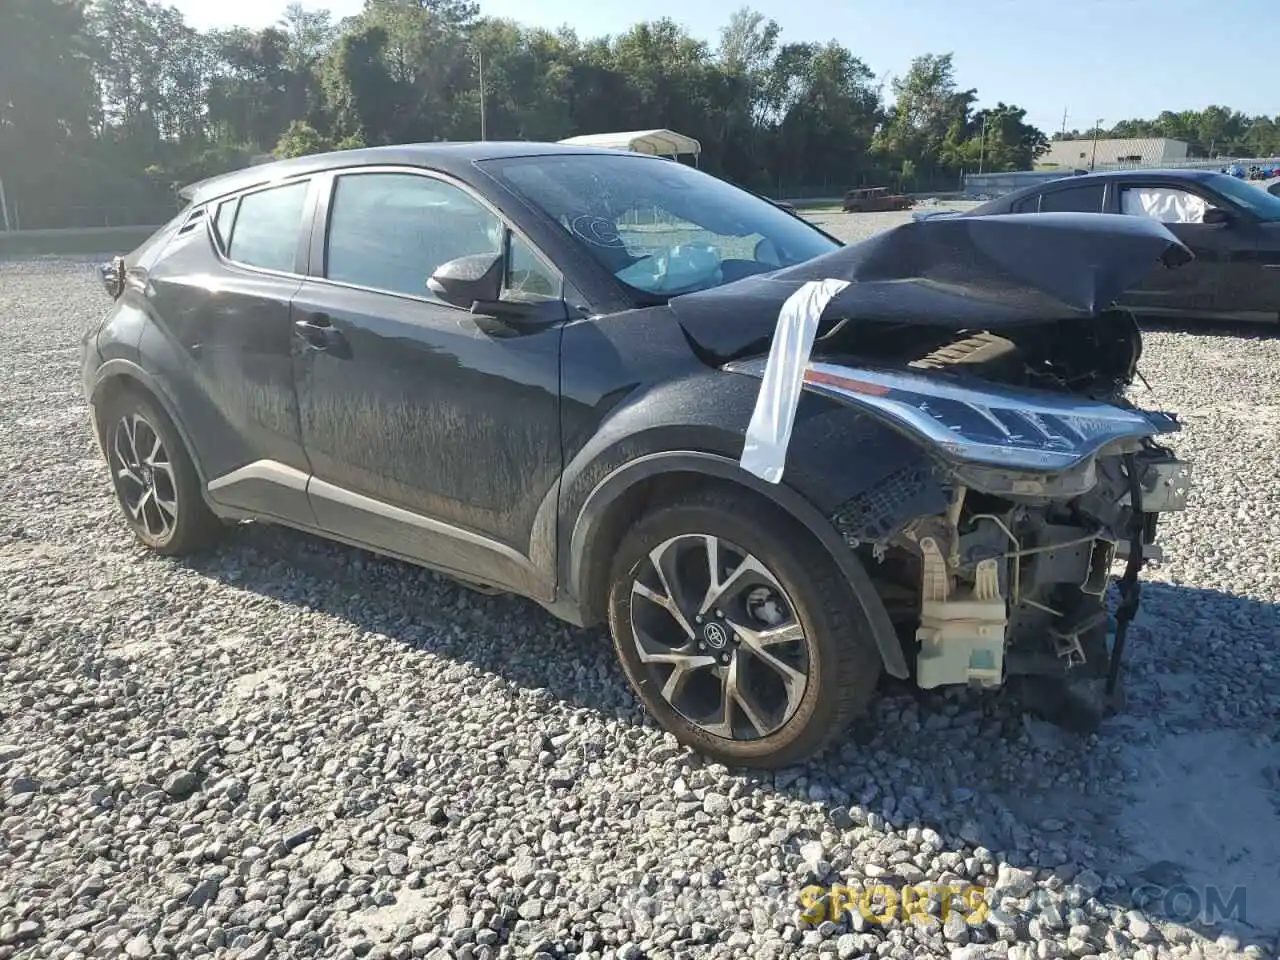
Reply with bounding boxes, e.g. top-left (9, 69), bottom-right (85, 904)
top-left (795, 361), bottom-right (1189, 688)
top-left (706, 212), bottom-right (1196, 692)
